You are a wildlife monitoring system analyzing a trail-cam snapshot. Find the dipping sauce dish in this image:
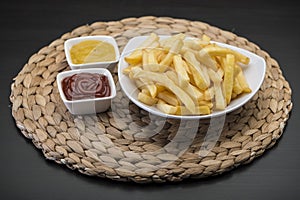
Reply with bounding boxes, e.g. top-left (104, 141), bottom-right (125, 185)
top-left (64, 36), bottom-right (120, 69)
top-left (57, 68), bottom-right (116, 115)
top-left (61, 72), bottom-right (111, 101)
